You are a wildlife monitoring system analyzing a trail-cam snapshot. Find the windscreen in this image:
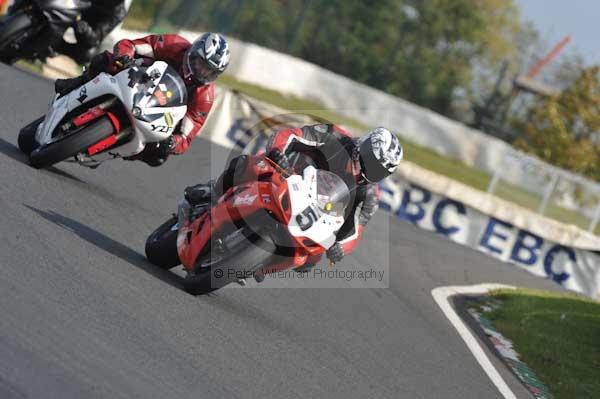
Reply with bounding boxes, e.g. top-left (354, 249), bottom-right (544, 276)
top-left (316, 170), bottom-right (350, 218)
top-left (144, 66), bottom-right (188, 108)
